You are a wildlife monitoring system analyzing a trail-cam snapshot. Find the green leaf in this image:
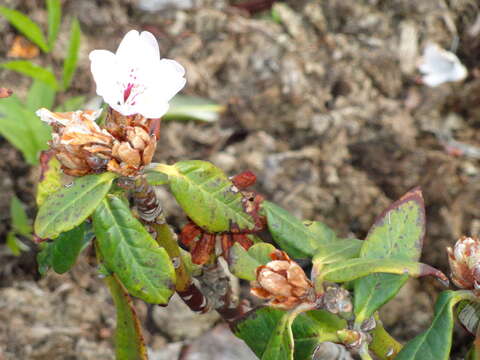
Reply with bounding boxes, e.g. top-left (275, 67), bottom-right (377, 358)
top-left (234, 307), bottom-right (345, 359)
top-left (163, 95), bottom-right (225, 122)
top-left (35, 172), bottom-right (117, 239)
top-left (93, 195), bottom-right (176, 304)
top-left (46, 0), bottom-right (61, 50)
top-left (50, 223), bottom-right (90, 274)
top-left (10, 196), bottom-right (31, 236)
top-left (0, 95), bottom-right (51, 164)
top-left (144, 168), bottom-right (169, 186)
top-left (312, 238), bottom-right (363, 265)
top-left (36, 155), bottom-right (62, 206)
top-left (1, 61), bottom-right (58, 89)
top-left (396, 291), bottom-right (479, 360)
top-left (262, 311), bottom-right (294, 360)
top-left (54, 95), bottom-right (85, 112)
top-left (104, 274), bottom-right (148, 360)
top-left (155, 161), bottom-right (257, 232)
top-left (61, 18), bottom-right (81, 90)
top-left (317, 258), bottom-right (447, 284)
top-left (6, 232), bottom-right (29, 256)
top-left (354, 188), bottom-right (426, 323)
top-left (26, 79), bottom-right (56, 111)
top-left (0, 6), bottom-right (48, 52)
top-left (263, 201), bottom-right (337, 258)
top-left (229, 242), bottom-right (277, 280)
top-left (37, 241), bottom-right (54, 275)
